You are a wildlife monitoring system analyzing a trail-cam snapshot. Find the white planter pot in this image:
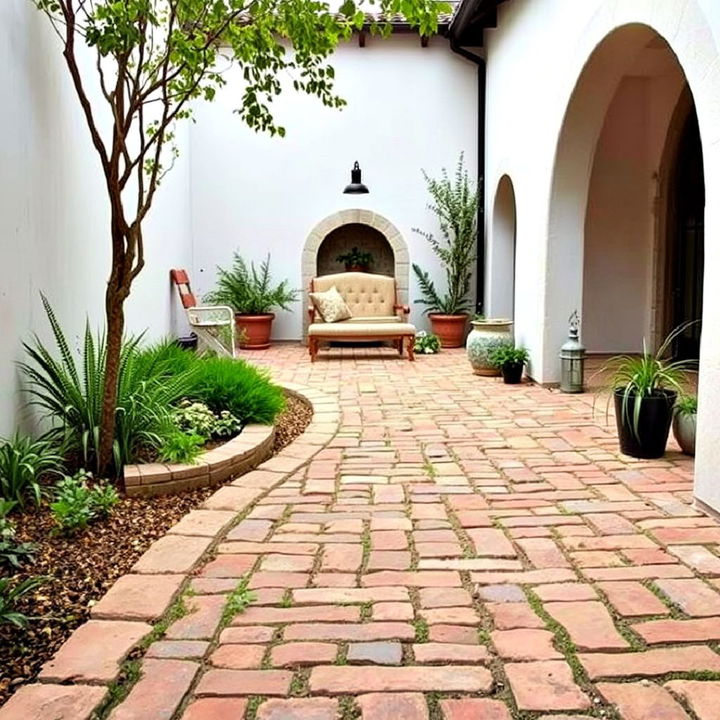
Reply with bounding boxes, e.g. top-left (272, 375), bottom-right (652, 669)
top-left (466, 319), bottom-right (514, 376)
